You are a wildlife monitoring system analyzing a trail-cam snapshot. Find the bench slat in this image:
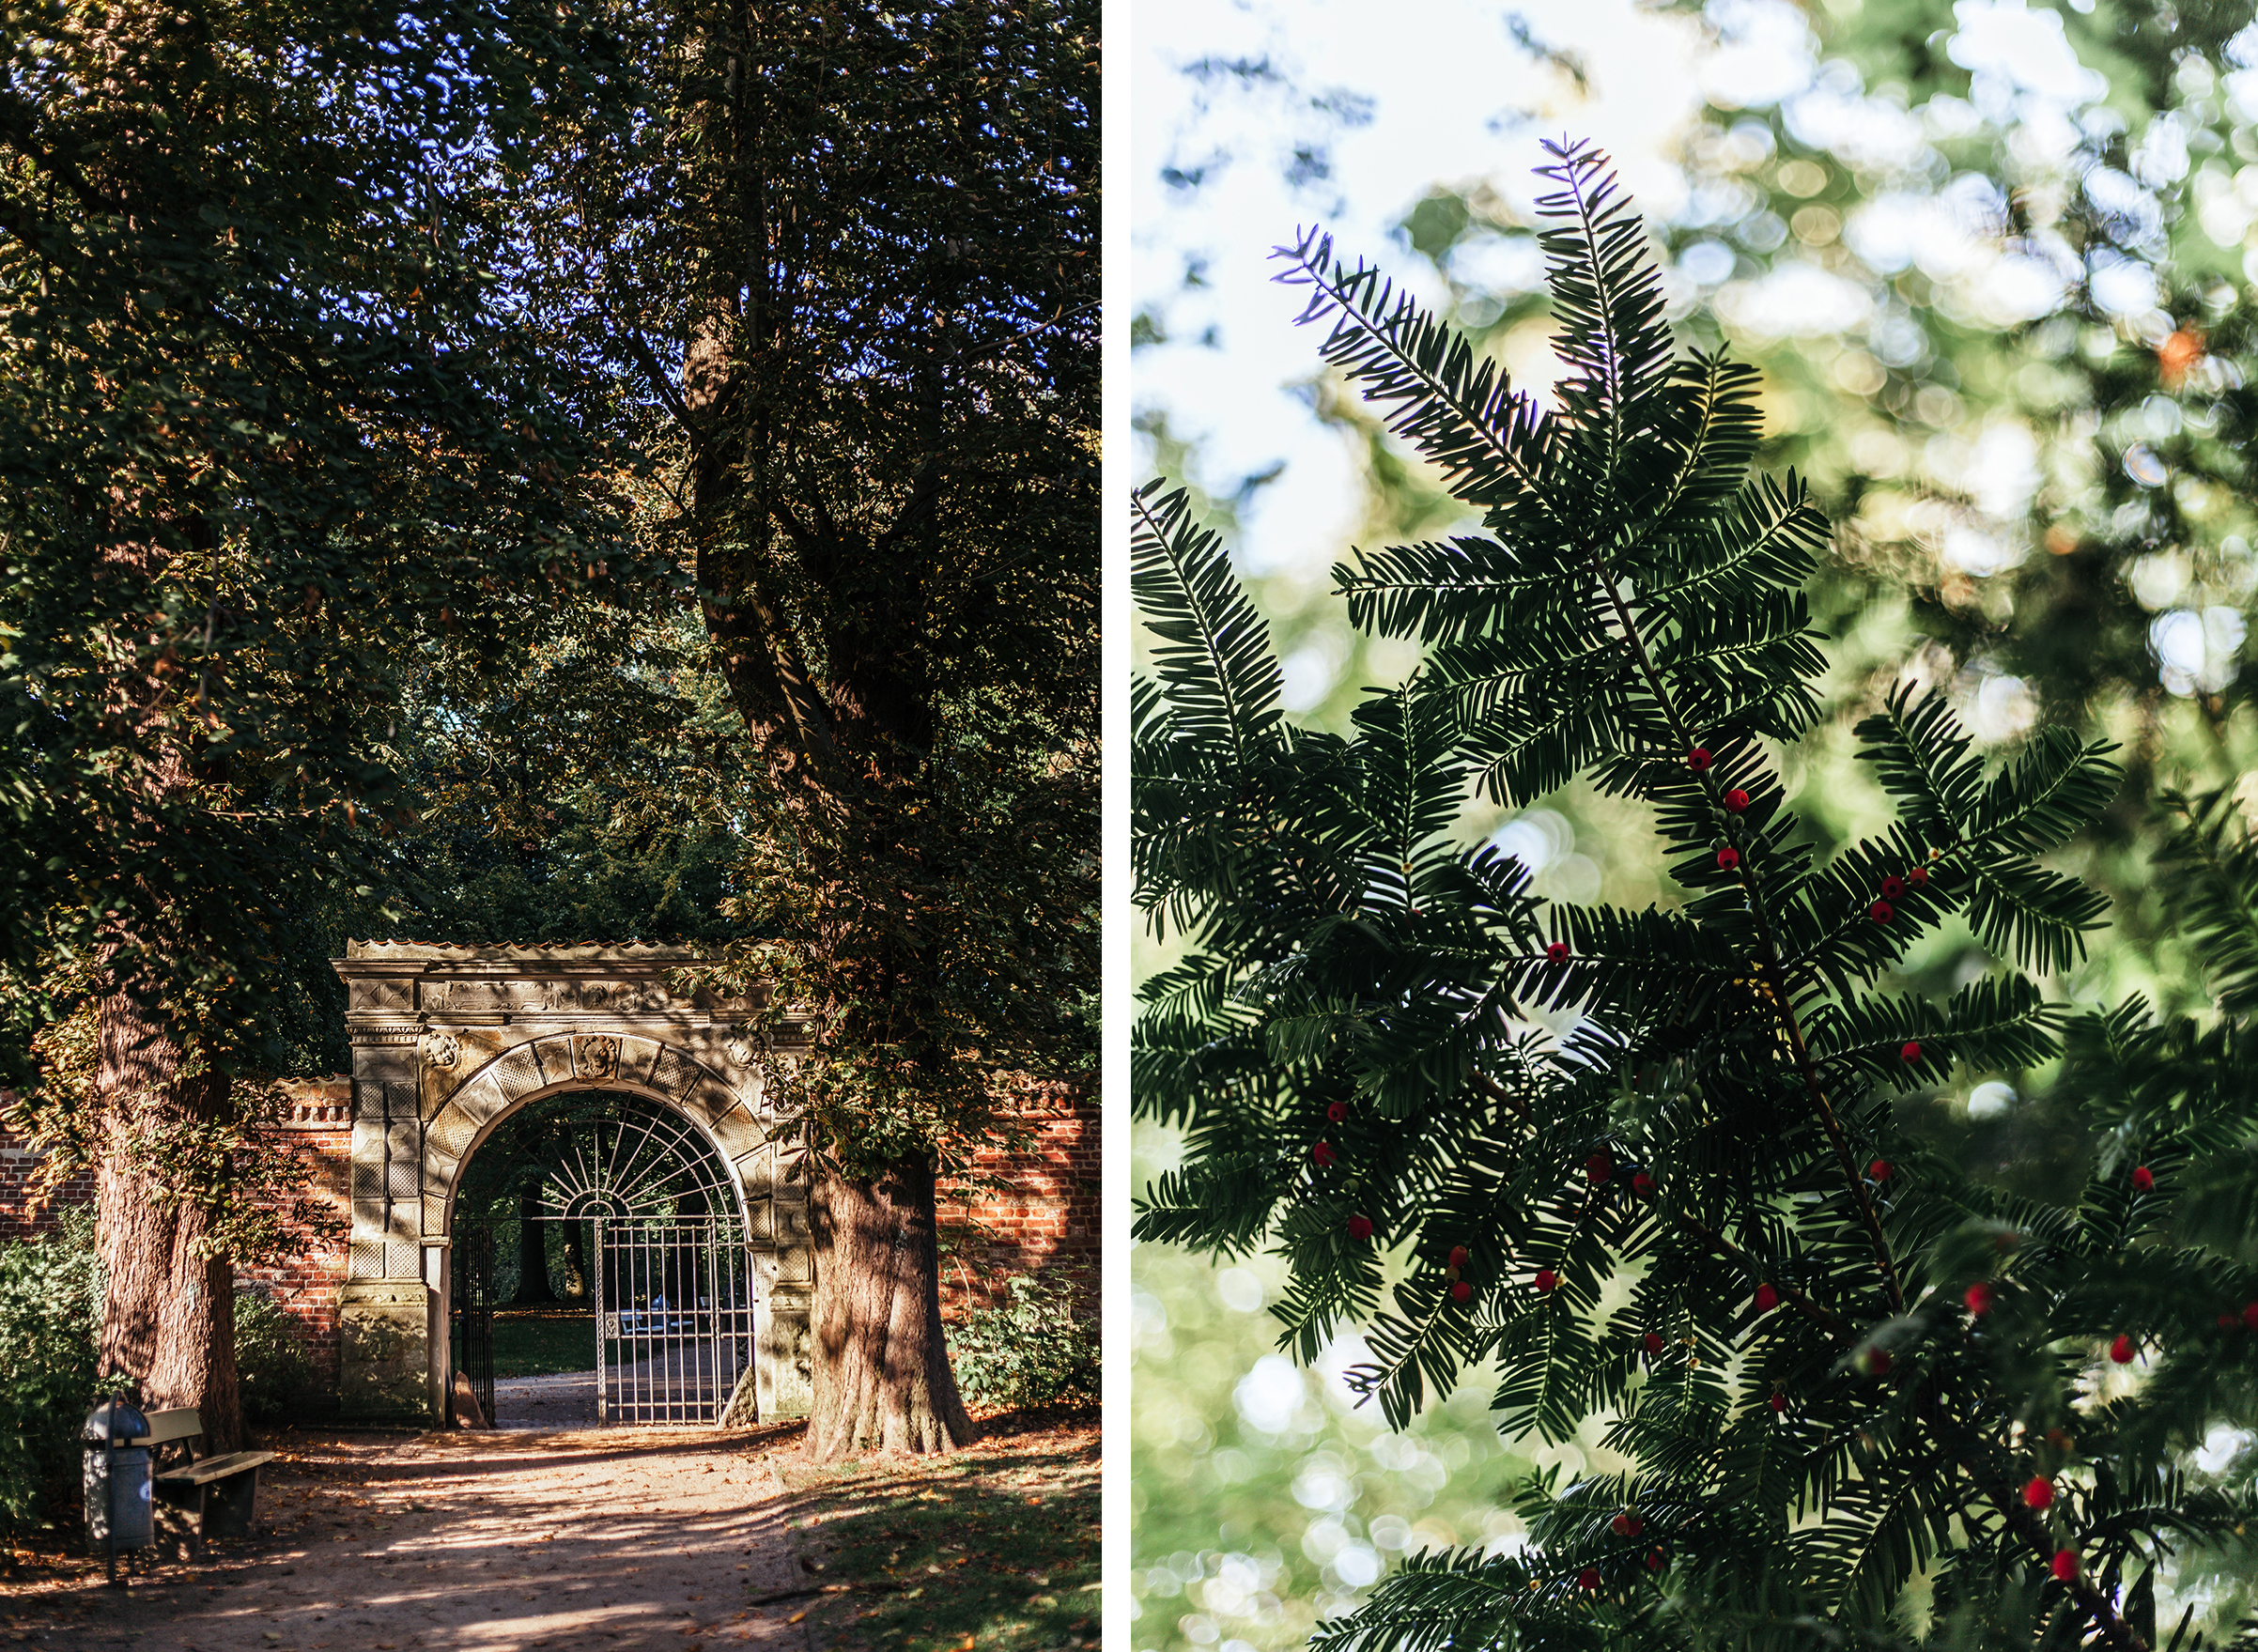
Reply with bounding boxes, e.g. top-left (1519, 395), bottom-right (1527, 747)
top-left (144, 1409), bottom-right (204, 1446)
top-left (155, 1450), bottom-right (275, 1487)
